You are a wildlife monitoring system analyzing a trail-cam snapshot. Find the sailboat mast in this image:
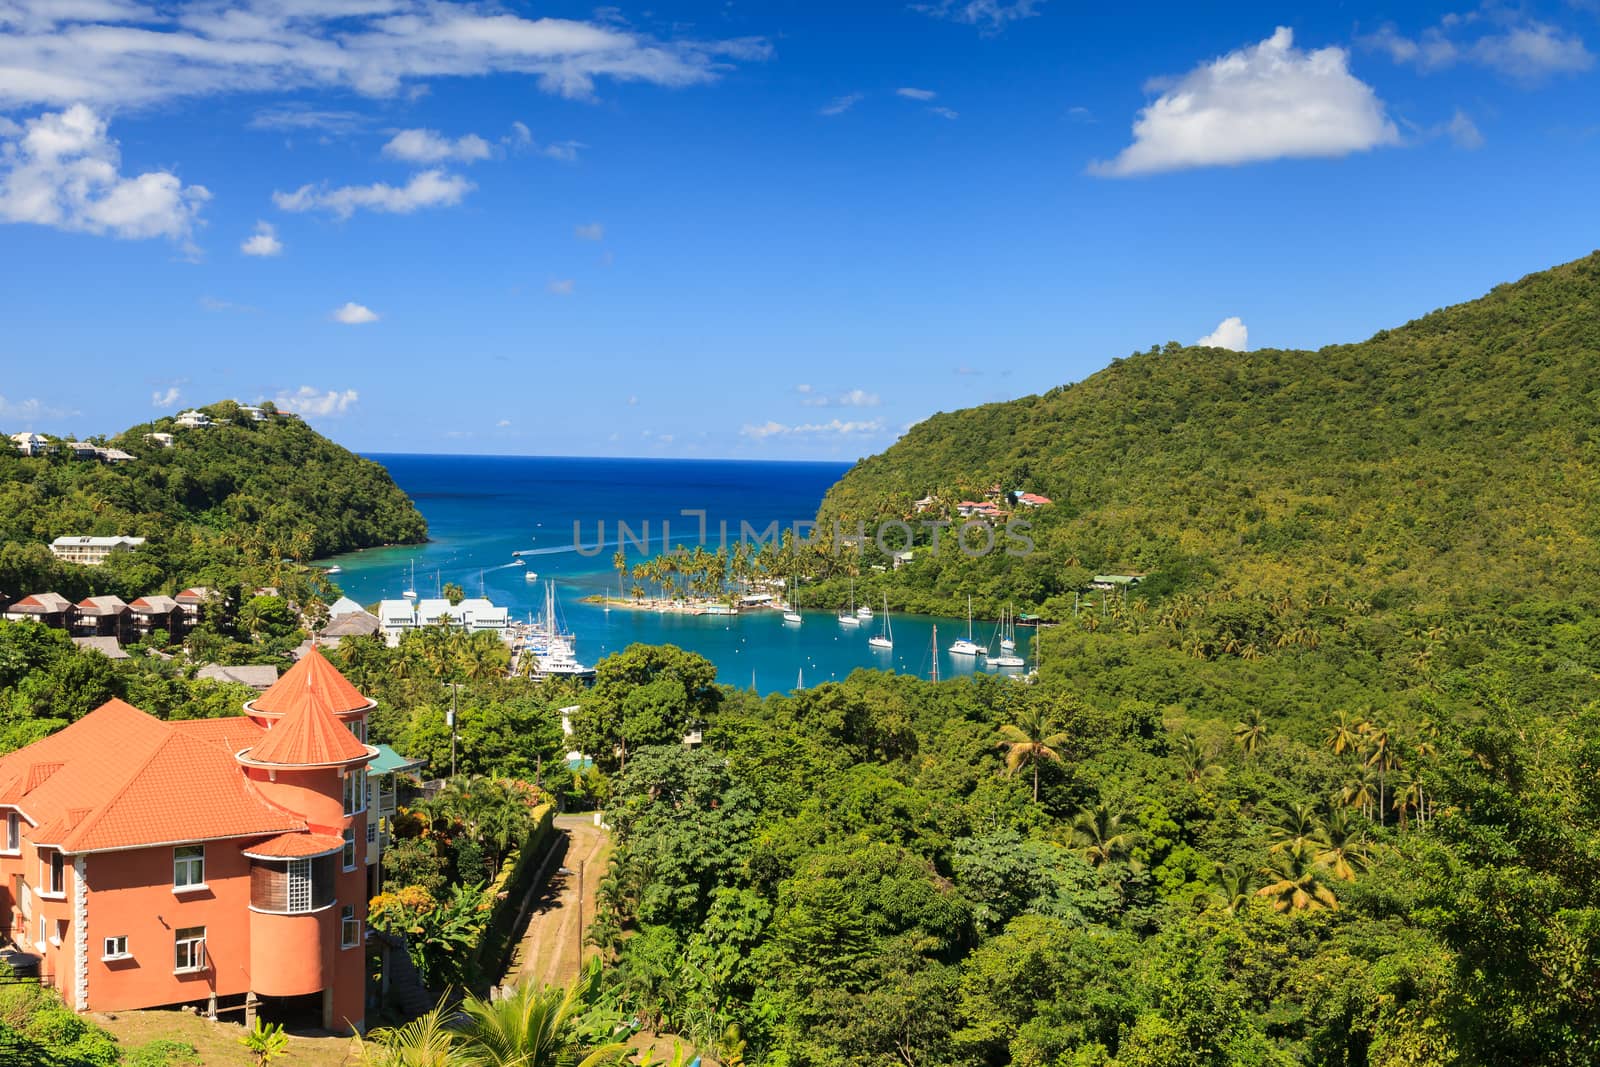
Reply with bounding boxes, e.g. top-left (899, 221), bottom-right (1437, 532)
top-left (932, 625), bottom-right (940, 682)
